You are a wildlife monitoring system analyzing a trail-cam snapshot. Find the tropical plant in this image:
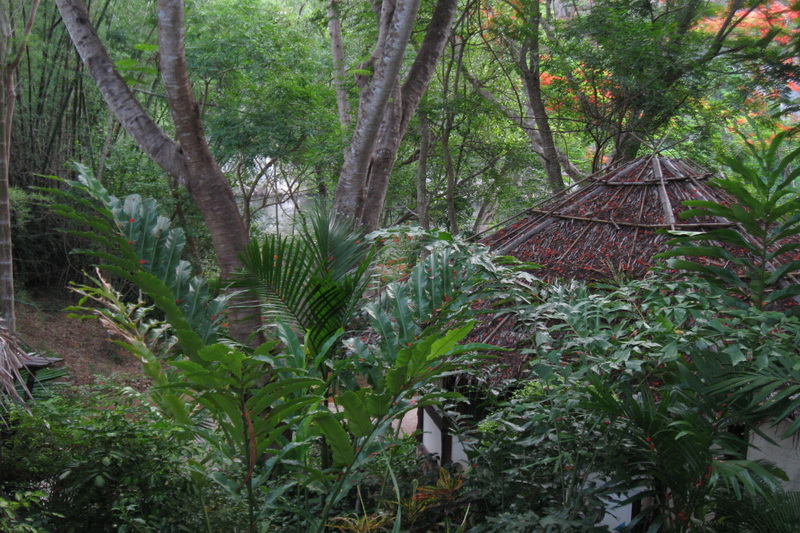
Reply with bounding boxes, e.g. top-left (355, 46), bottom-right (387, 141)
top-left (0, 490), bottom-right (51, 533)
top-left (43, 163), bottom-right (228, 349)
top-left (46, 164), bottom-right (497, 532)
top-left (713, 482), bottom-right (800, 532)
top-left (1, 379), bottom-right (219, 533)
top-left (658, 131), bottom-right (800, 311)
top-left (467, 274), bottom-right (795, 531)
top-left (233, 201), bottom-right (374, 359)
top-left (707, 335), bottom-right (800, 439)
